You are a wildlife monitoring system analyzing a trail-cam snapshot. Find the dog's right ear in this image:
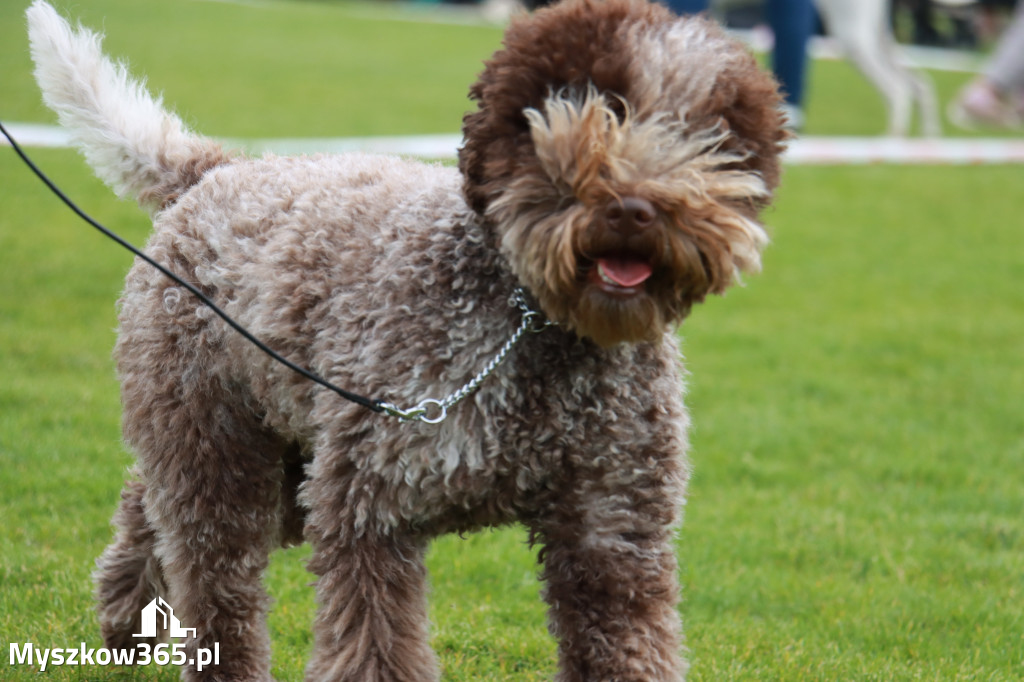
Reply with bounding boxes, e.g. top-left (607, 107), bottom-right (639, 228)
top-left (458, 0), bottom-right (662, 219)
top-left (458, 73), bottom-right (532, 219)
